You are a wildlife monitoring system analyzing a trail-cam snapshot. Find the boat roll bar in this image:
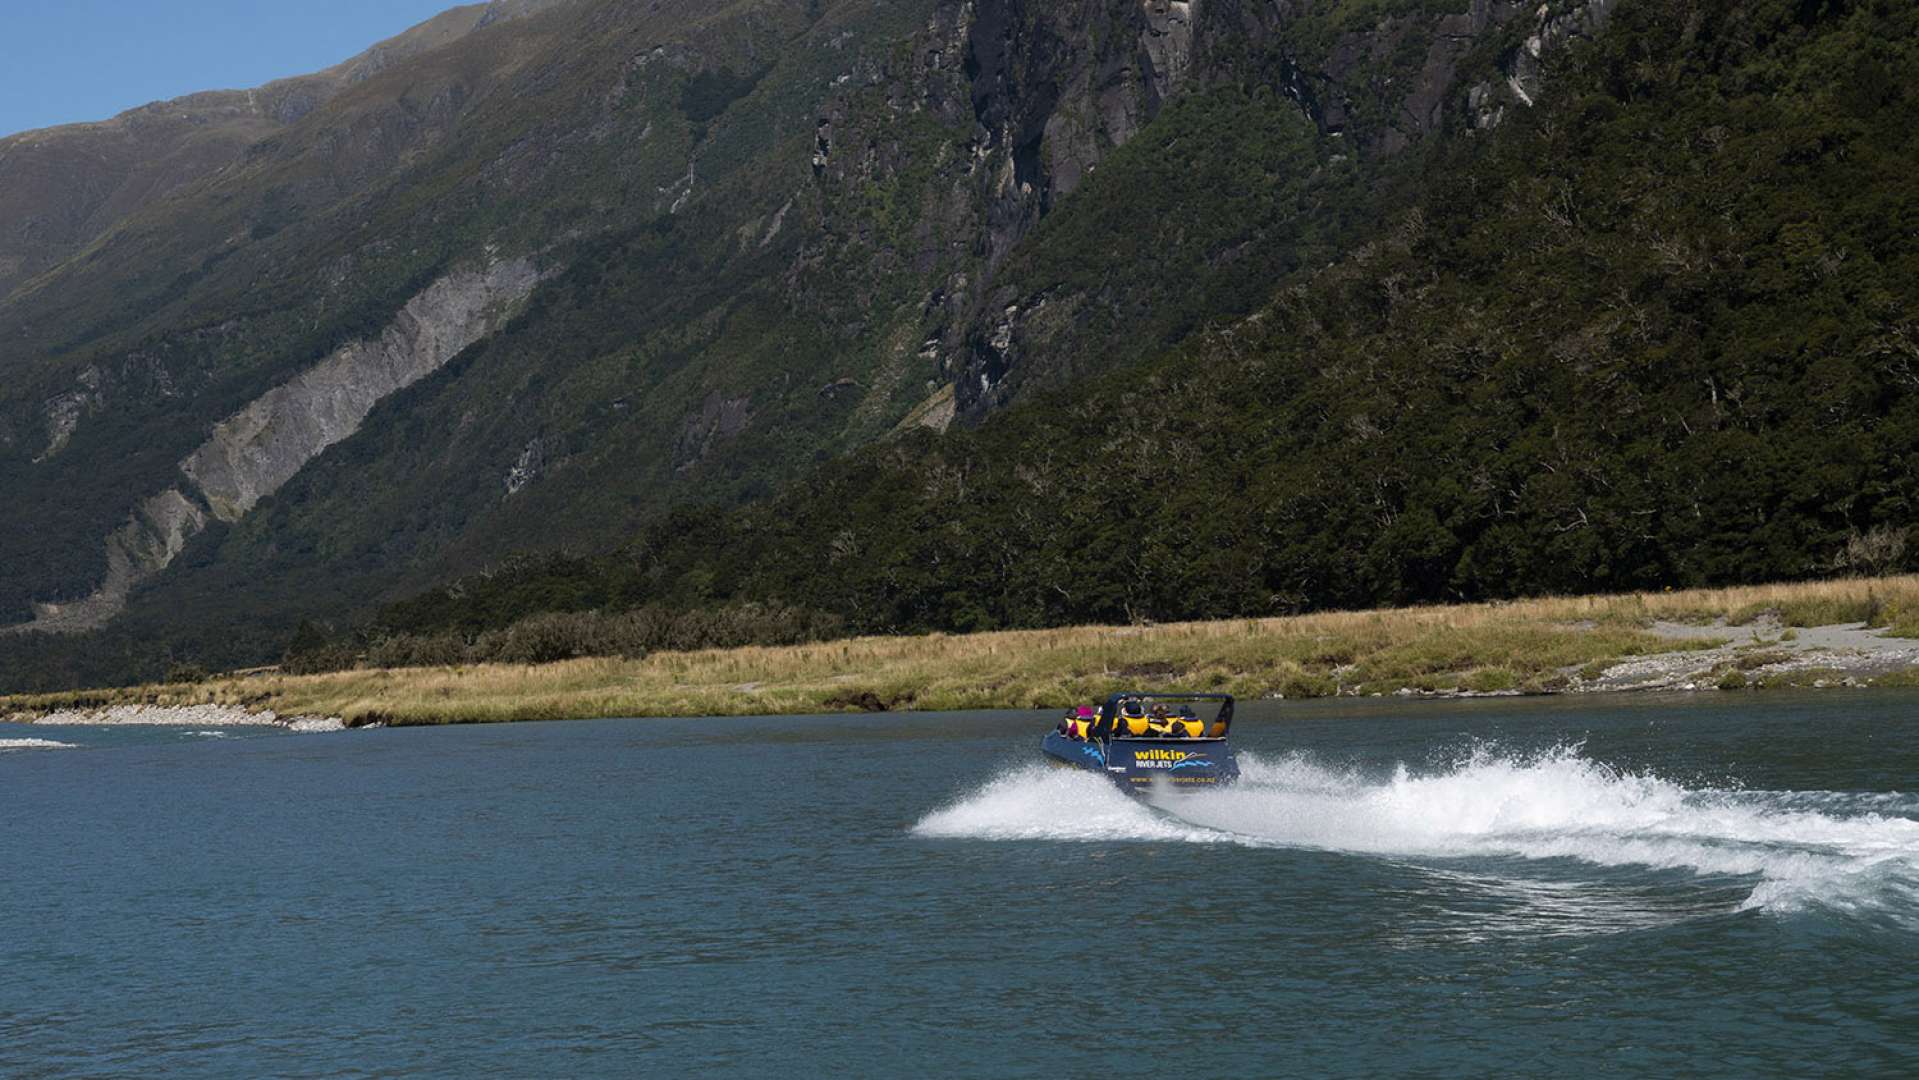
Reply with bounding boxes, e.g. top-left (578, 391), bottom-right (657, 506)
top-left (1090, 692), bottom-right (1234, 739)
